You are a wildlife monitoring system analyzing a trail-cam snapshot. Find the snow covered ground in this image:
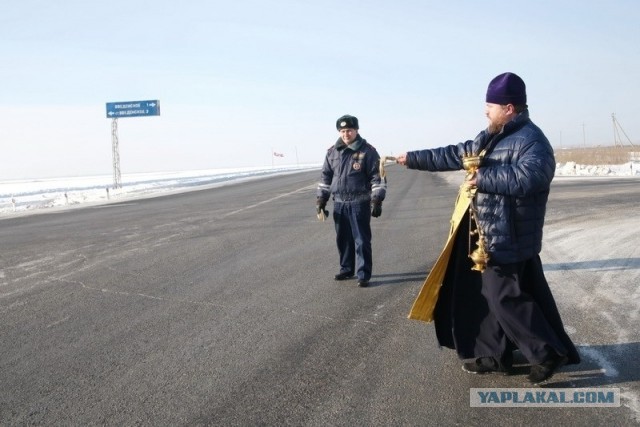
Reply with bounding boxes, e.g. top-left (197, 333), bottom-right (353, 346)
top-left (0, 165), bottom-right (321, 216)
top-left (1, 162), bottom-right (638, 217)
